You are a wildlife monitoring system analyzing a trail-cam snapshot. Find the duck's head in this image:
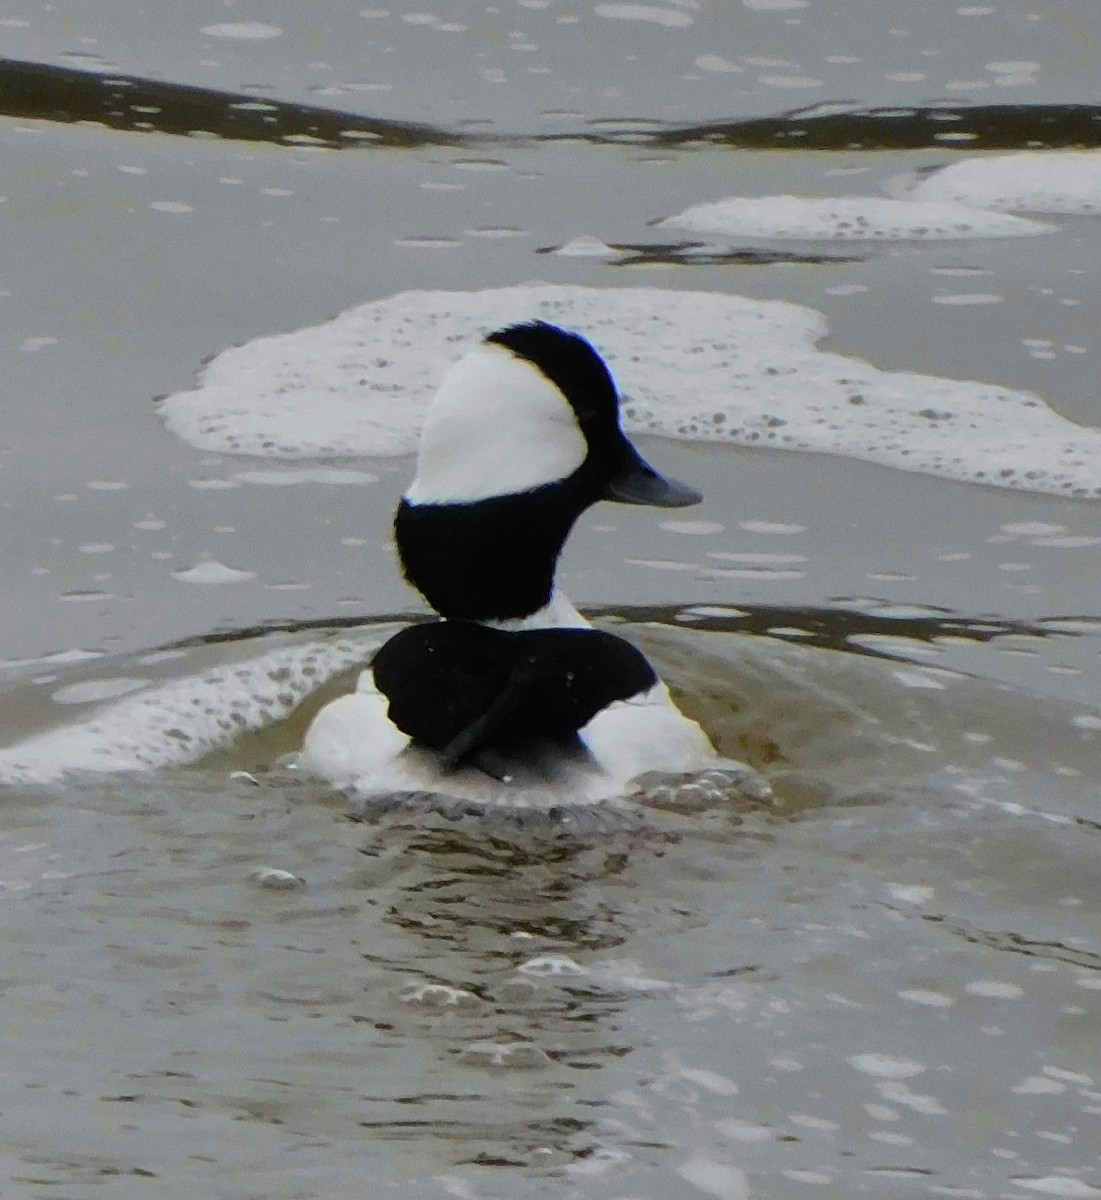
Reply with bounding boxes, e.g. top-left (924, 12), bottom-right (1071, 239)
top-left (395, 321), bottom-right (700, 622)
